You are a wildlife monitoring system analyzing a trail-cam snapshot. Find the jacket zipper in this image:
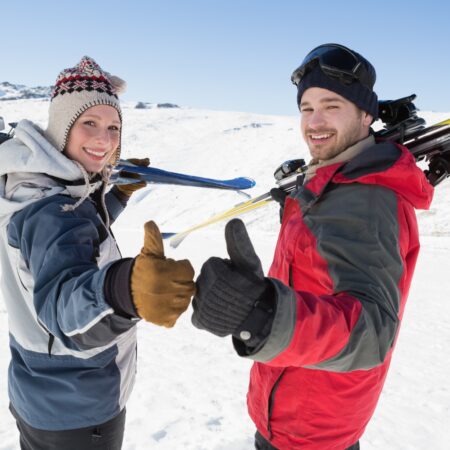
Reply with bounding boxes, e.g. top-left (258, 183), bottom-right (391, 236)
top-left (267, 264), bottom-right (294, 439)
